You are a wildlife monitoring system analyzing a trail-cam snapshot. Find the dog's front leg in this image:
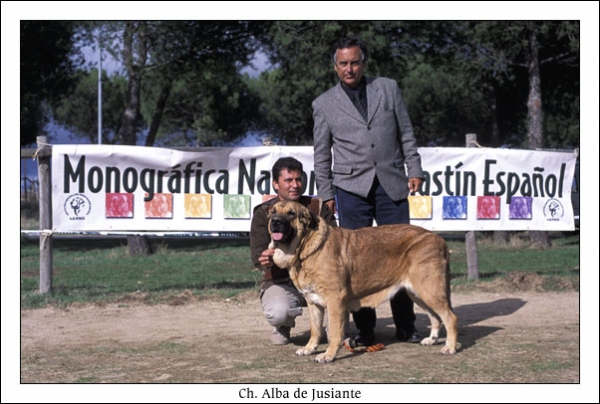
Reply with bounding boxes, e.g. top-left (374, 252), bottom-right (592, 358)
top-left (314, 300), bottom-right (345, 363)
top-left (295, 302), bottom-right (324, 357)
